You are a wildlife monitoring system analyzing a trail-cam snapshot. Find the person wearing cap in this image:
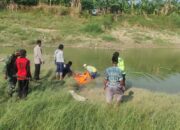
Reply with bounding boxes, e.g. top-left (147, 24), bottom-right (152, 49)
top-left (54, 44), bottom-right (64, 80)
top-left (15, 49), bottom-right (32, 98)
top-left (83, 64), bottom-right (97, 79)
top-left (3, 49), bottom-right (20, 97)
top-left (34, 40), bottom-right (44, 80)
top-left (104, 55), bottom-right (125, 105)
